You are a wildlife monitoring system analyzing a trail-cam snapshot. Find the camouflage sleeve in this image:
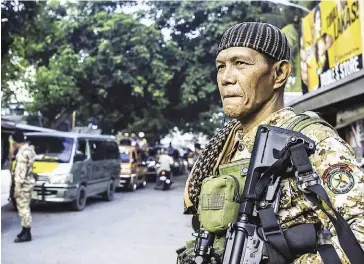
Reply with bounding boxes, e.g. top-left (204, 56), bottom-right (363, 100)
top-left (294, 130), bottom-right (364, 263)
top-left (15, 148), bottom-right (35, 185)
